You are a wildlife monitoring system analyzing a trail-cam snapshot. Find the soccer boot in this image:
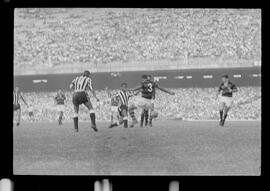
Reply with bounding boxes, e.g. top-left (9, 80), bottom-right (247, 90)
top-left (91, 124), bottom-right (98, 132)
